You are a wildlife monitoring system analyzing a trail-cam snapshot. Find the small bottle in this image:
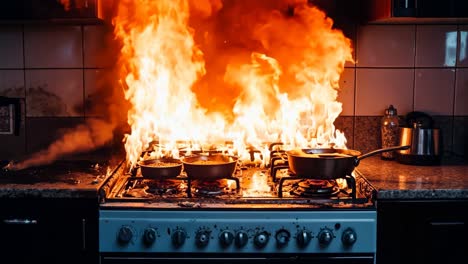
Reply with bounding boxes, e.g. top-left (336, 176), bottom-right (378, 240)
top-left (381, 105), bottom-right (399, 160)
